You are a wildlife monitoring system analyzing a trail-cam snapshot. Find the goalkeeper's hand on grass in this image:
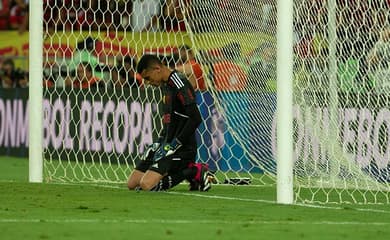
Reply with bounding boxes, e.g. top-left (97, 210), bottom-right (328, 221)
top-left (141, 142), bottom-right (160, 161)
top-left (153, 138), bottom-right (182, 162)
